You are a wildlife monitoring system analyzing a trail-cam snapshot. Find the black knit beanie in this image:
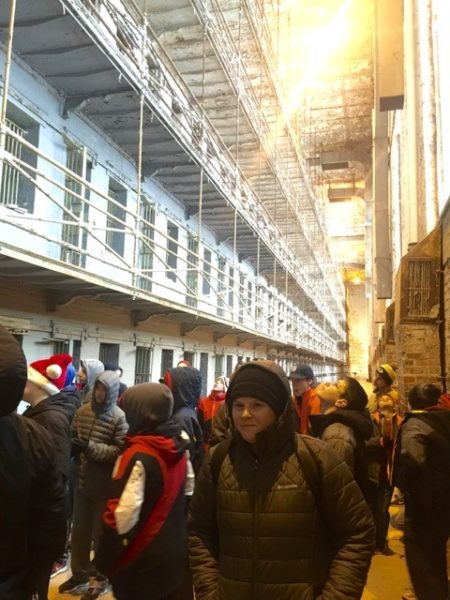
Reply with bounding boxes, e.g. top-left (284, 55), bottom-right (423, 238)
top-left (342, 377), bottom-right (368, 411)
top-left (226, 360), bottom-right (291, 417)
top-left (408, 383), bottom-right (441, 409)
